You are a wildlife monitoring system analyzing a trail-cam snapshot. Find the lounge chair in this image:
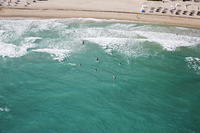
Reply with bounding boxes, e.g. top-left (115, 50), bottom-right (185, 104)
top-left (170, 9), bottom-right (174, 14)
top-left (149, 7), bottom-right (155, 13)
top-left (170, 6), bottom-right (176, 14)
top-left (186, 4), bottom-right (191, 10)
top-left (0, 2), bottom-right (4, 6)
top-left (197, 11), bottom-right (200, 16)
top-left (189, 10), bottom-right (195, 16)
top-left (162, 8), bottom-right (168, 14)
top-left (182, 10), bottom-right (188, 15)
top-left (175, 10), bottom-right (181, 15)
top-left (175, 3), bottom-right (181, 7)
top-left (156, 7), bottom-right (162, 12)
